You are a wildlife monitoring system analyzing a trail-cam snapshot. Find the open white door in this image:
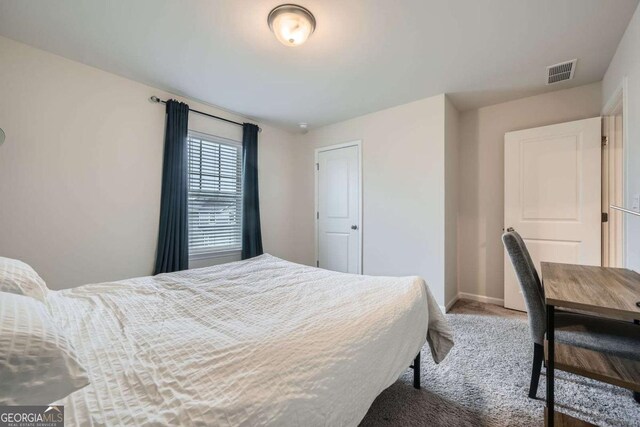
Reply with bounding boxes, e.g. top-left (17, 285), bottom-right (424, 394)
top-left (504, 117), bottom-right (601, 311)
top-left (316, 142), bottom-right (362, 274)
